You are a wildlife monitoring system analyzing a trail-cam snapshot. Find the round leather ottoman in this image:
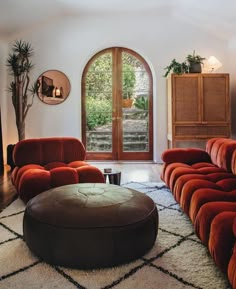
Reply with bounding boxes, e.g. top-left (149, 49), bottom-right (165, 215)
top-left (23, 183), bottom-right (158, 269)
